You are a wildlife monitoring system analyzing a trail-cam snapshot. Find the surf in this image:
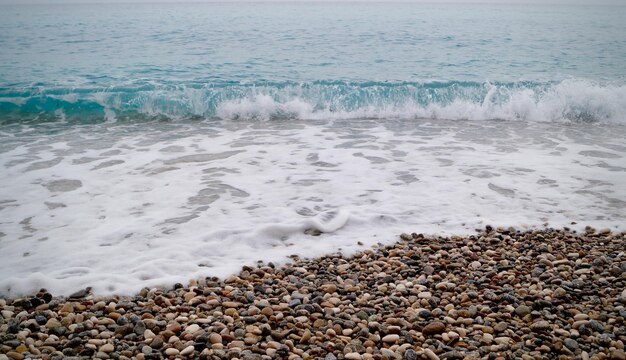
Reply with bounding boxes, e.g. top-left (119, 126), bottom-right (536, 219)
top-left (1, 79), bottom-right (625, 124)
